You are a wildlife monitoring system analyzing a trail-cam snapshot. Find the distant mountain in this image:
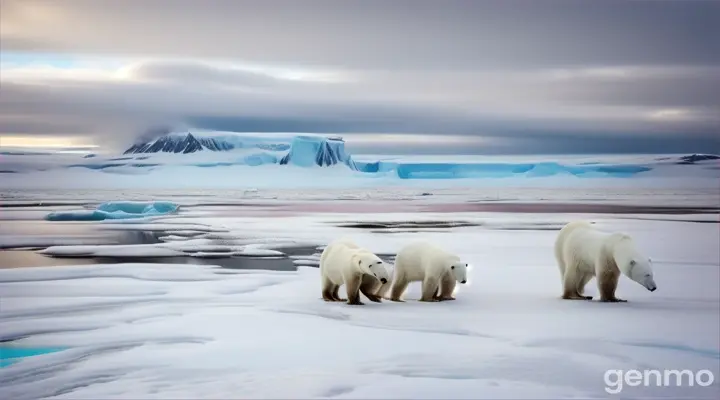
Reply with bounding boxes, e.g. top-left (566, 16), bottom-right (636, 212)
top-left (676, 154), bottom-right (720, 165)
top-left (123, 132), bottom-right (235, 154)
top-left (121, 131), bottom-right (356, 168)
